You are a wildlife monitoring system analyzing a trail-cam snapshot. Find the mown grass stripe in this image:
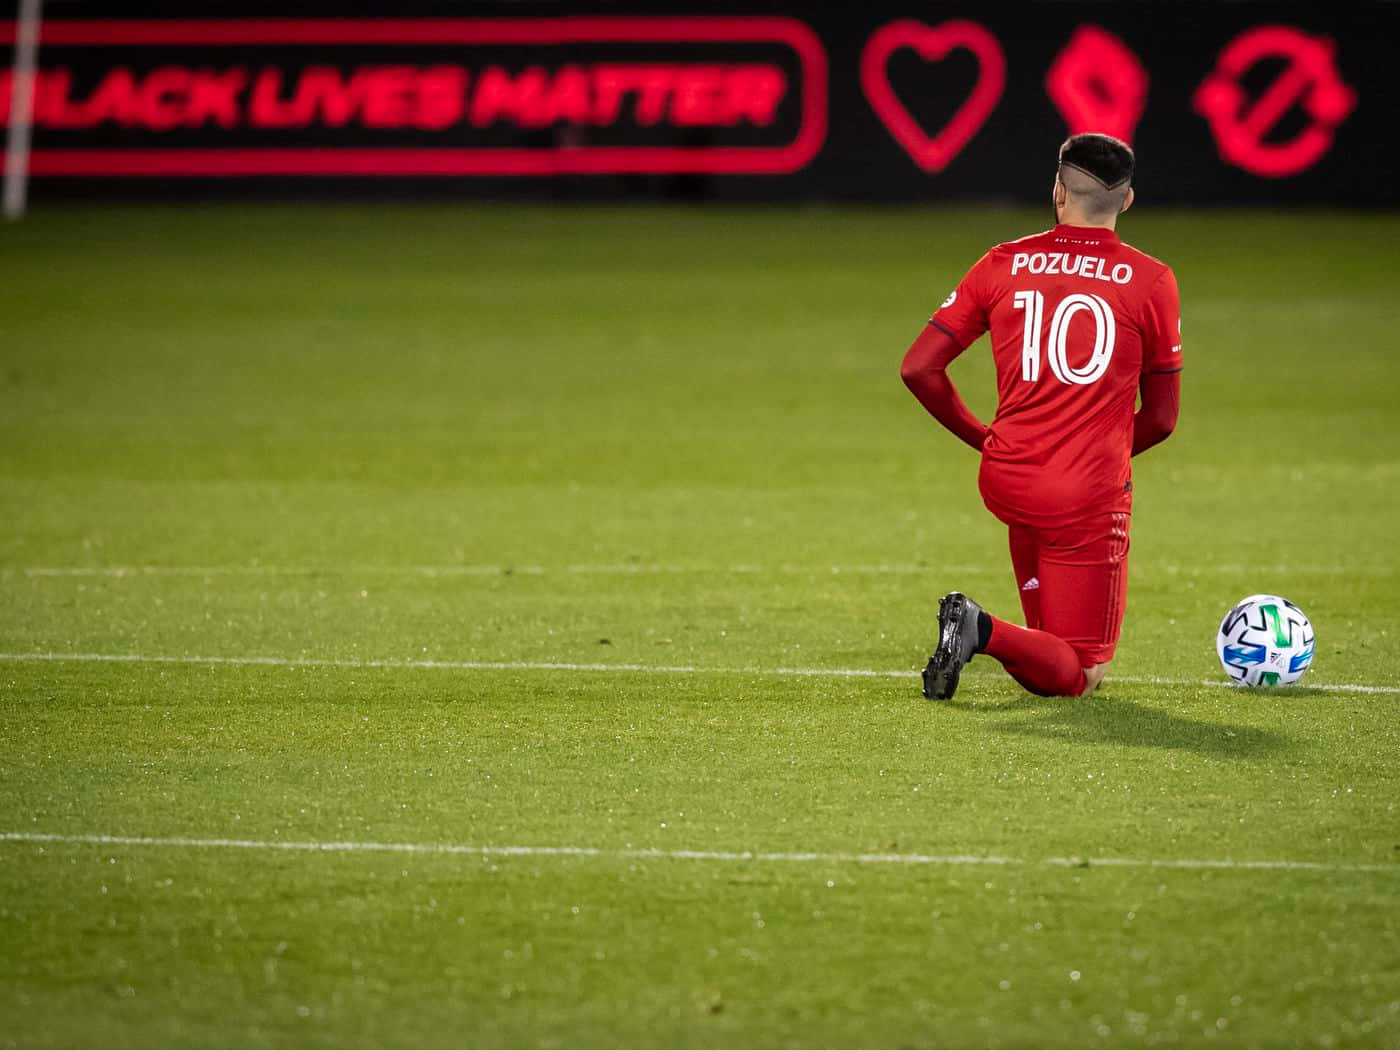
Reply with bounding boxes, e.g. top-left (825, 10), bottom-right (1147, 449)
top-left (10, 562), bottom-right (1384, 578)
